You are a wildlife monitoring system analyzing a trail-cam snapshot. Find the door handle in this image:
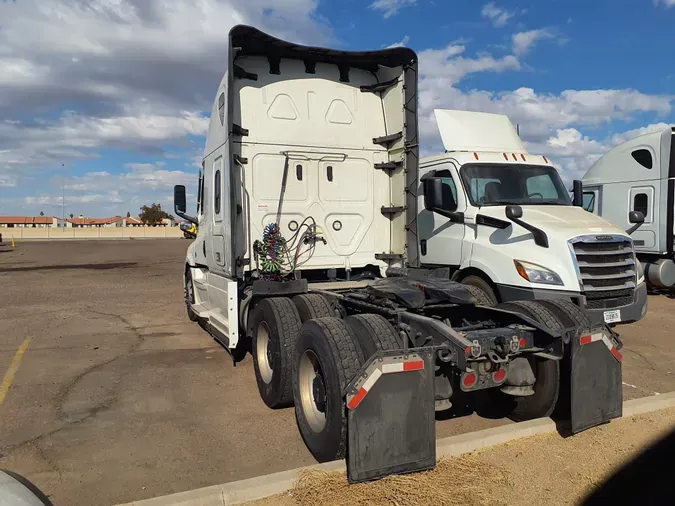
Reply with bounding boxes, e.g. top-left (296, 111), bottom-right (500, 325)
top-left (327, 165), bottom-right (333, 182)
top-left (202, 241), bottom-right (206, 257)
top-left (296, 164), bottom-right (303, 181)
